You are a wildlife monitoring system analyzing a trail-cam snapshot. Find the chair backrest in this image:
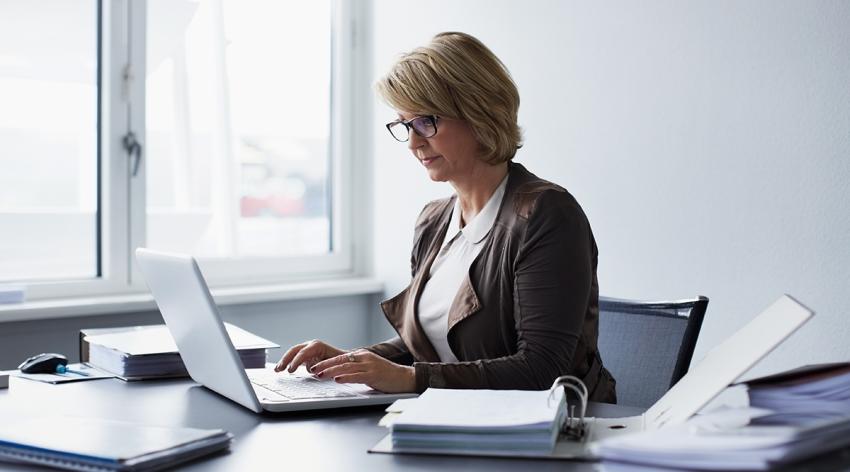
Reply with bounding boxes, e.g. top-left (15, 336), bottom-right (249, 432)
top-left (597, 295), bottom-right (708, 408)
